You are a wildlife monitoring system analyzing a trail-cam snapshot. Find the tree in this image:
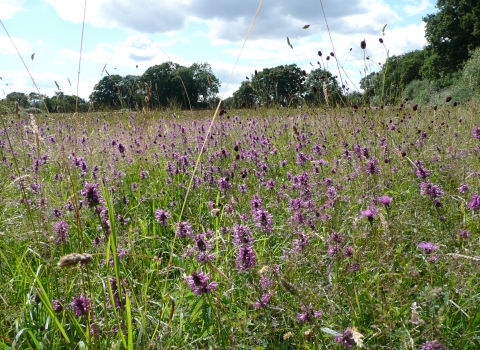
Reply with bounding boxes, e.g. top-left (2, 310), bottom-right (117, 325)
top-left (190, 63), bottom-right (221, 107)
top-left (6, 92), bottom-right (29, 108)
top-left (89, 74), bottom-right (124, 109)
top-left (232, 81), bottom-right (256, 108)
top-left (251, 64), bottom-right (305, 106)
top-left (422, 0), bottom-right (480, 80)
top-left (304, 68), bottom-right (342, 106)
